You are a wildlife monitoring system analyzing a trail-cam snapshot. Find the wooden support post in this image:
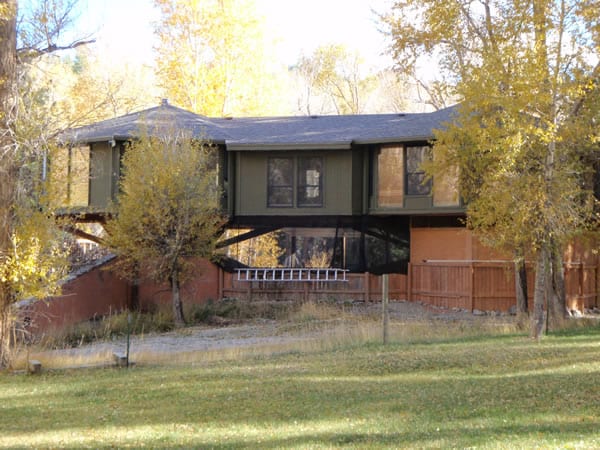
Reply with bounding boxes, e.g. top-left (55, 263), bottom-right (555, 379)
top-left (218, 267), bottom-right (224, 300)
top-left (28, 360), bottom-right (42, 374)
top-left (594, 261), bottom-right (600, 308)
top-left (382, 274), bottom-right (389, 345)
top-left (407, 263), bottom-right (412, 302)
top-left (365, 272), bottom-right (370, 302)
top-left (113, 353), bottom-right (128, 368)
top-left (469, 262), bottom-right (475, 312)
